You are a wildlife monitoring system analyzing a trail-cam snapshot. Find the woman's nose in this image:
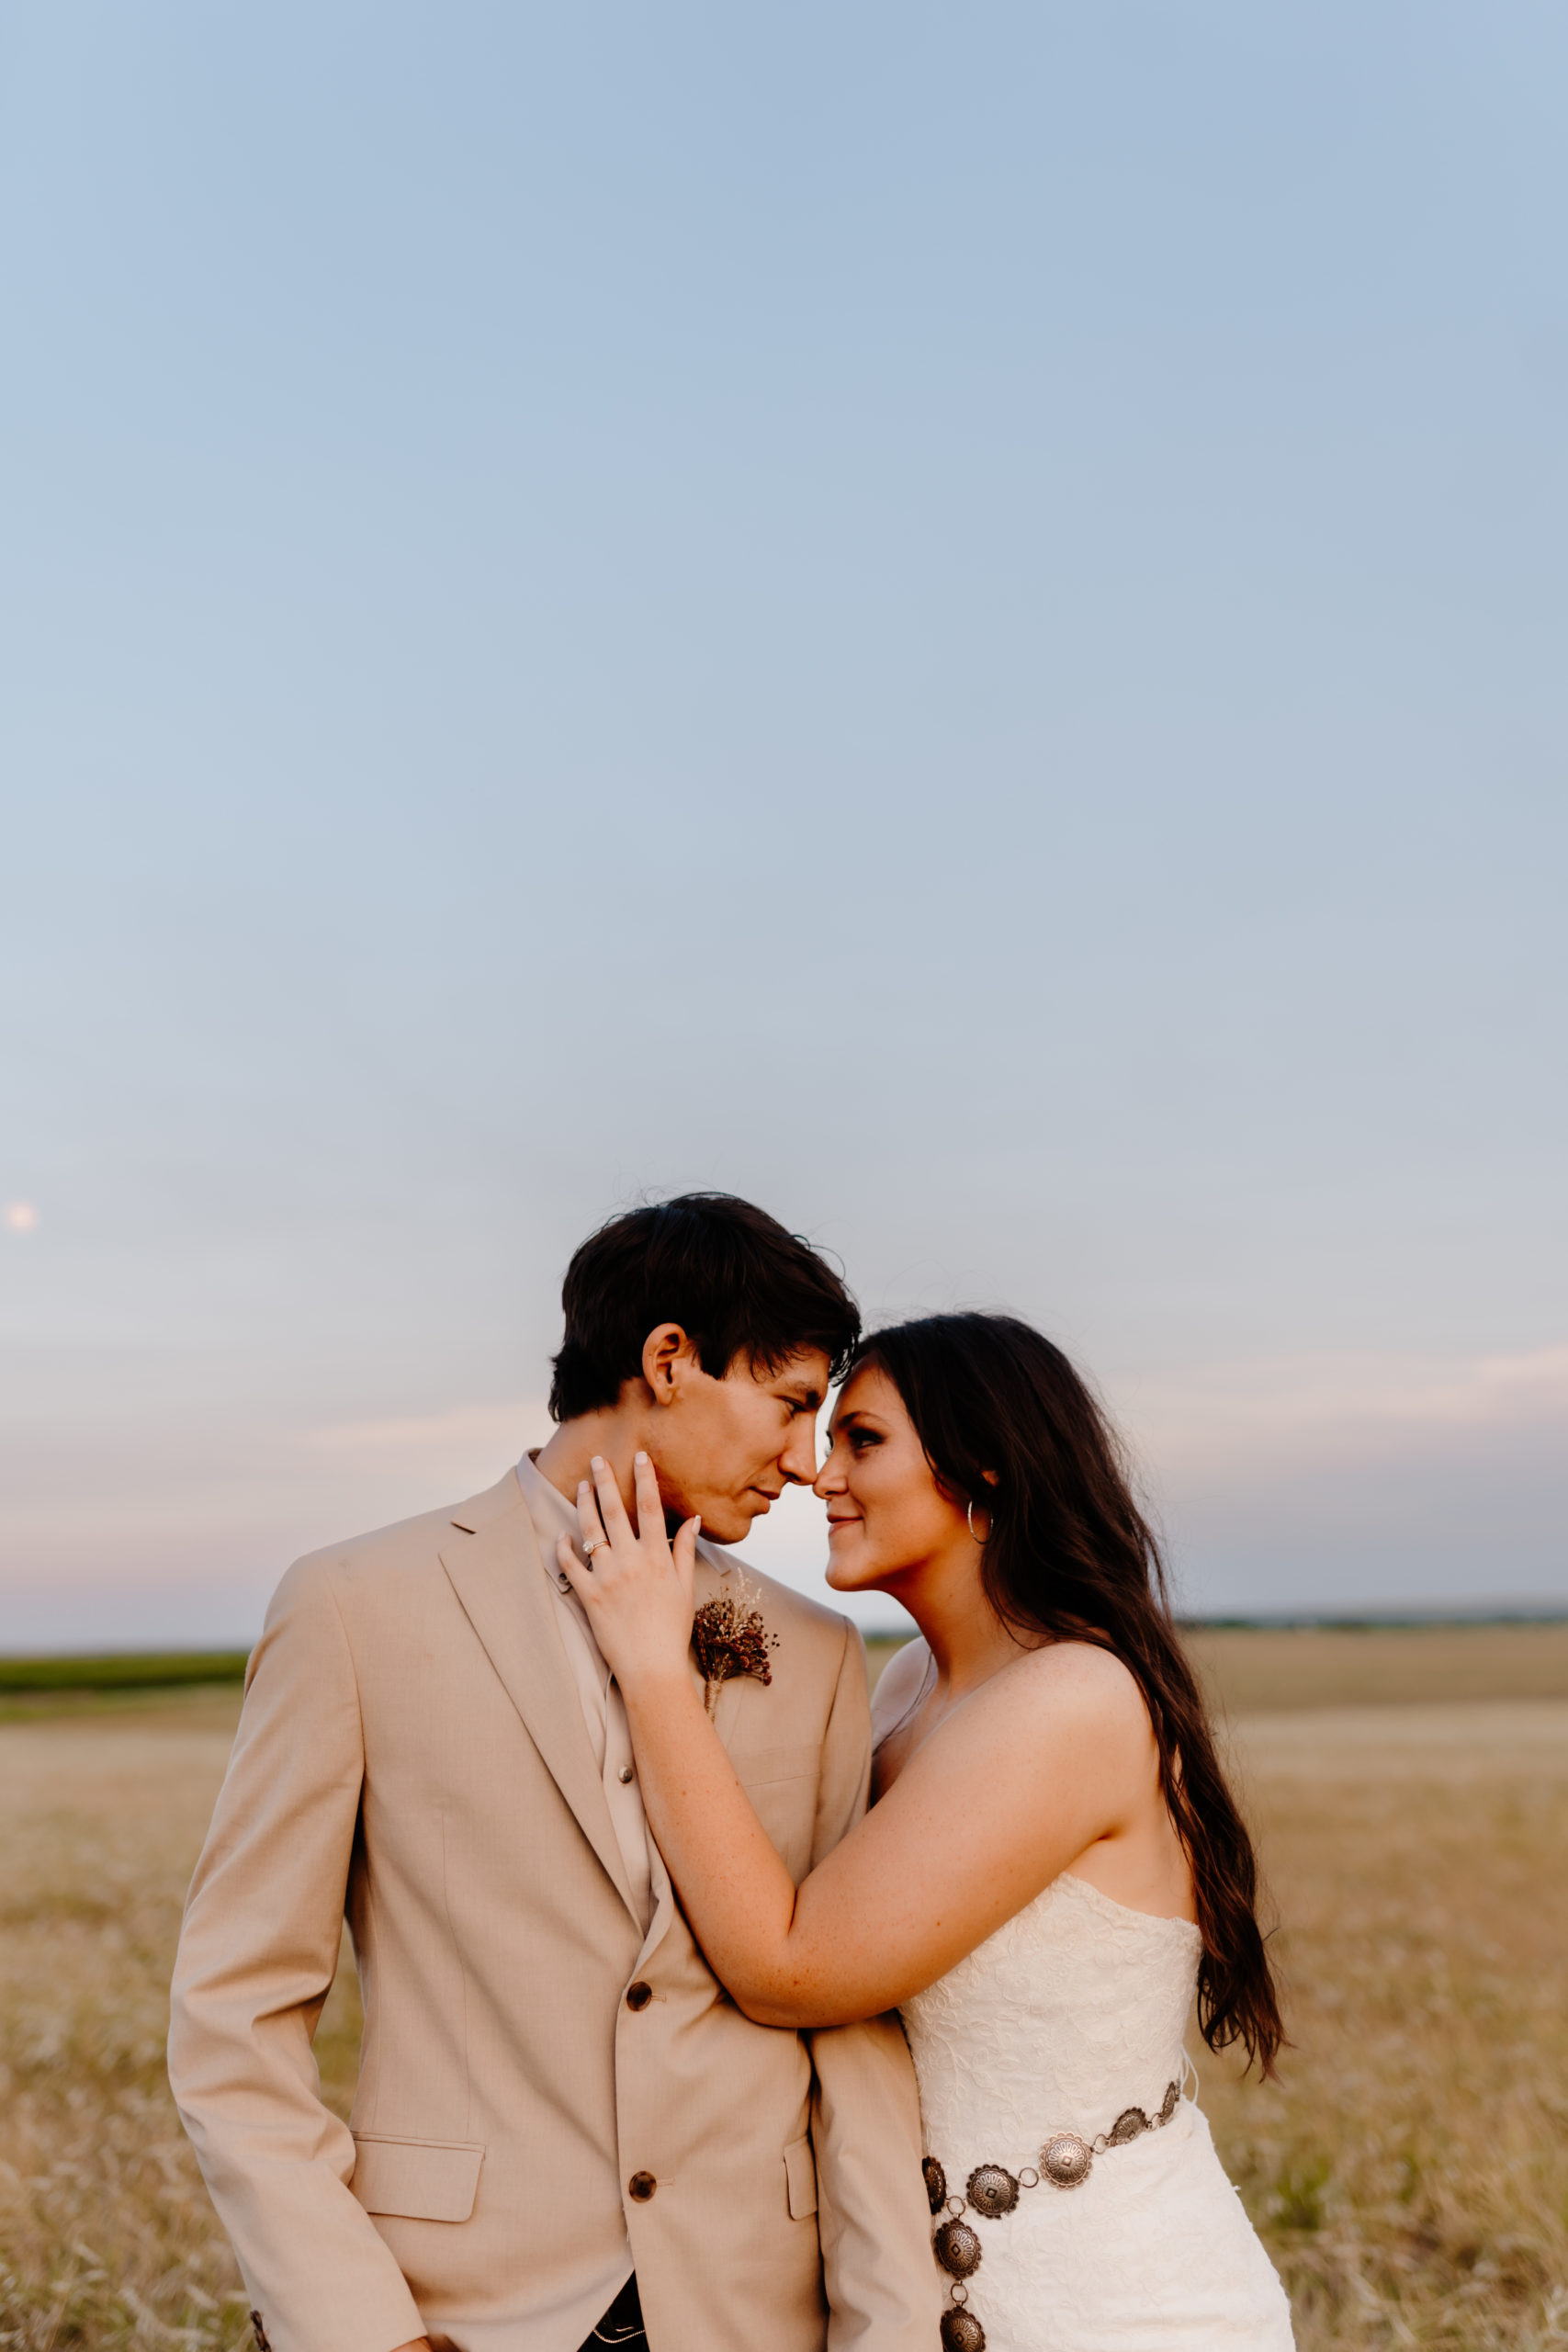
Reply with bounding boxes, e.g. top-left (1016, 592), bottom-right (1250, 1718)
top-left (813, 1450), bottom-right (846, 1499)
